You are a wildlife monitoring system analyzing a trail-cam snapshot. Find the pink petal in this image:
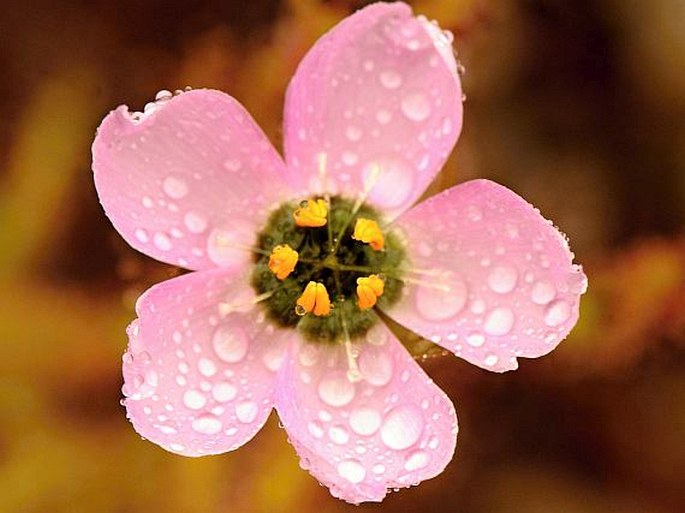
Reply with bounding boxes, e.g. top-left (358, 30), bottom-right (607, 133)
top-left (122, 267), bottom-right (292, 456)
top-left (275, 322), bottom-right (457, 503)
top-left (283, 2), bottom-right (463, 220)
top-left (388, 179), bottom-right (588, 372)
top-left (93, 89), bottom-right (290, 270)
